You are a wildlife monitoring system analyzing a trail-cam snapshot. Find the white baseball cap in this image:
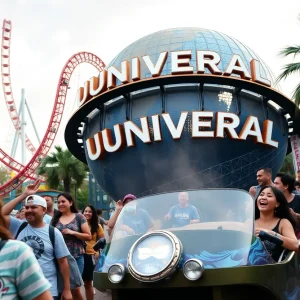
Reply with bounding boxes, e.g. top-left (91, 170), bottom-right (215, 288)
top-left (25, 195), bottom-right (47, 208)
